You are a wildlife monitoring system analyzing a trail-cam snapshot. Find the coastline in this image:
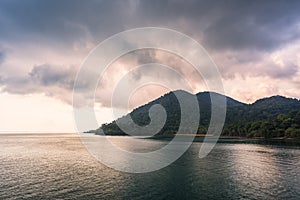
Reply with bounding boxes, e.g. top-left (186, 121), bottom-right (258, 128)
top-left (147, 134), bottom-right (300, 146)
top-left (1, 132), bottom-right (299, 146)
